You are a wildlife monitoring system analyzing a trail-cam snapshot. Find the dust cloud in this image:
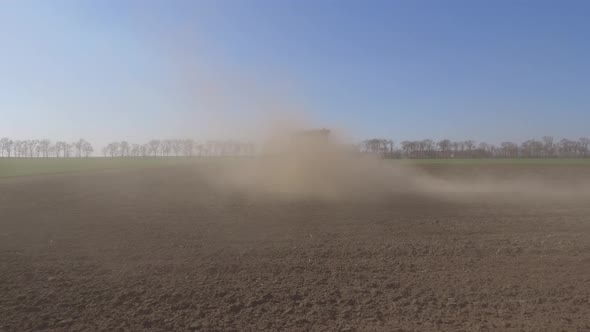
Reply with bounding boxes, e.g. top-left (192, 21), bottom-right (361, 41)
top-left (119, 8), bottom-right (590, 204)
top-left (183, 78), bottom-right (588, 202)
top-left (207, 129), bottom-right (414, 201)
top-left (166, 50), bottom-right (588, 203)
top-left (202, 125), bottom-right (590, 202)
